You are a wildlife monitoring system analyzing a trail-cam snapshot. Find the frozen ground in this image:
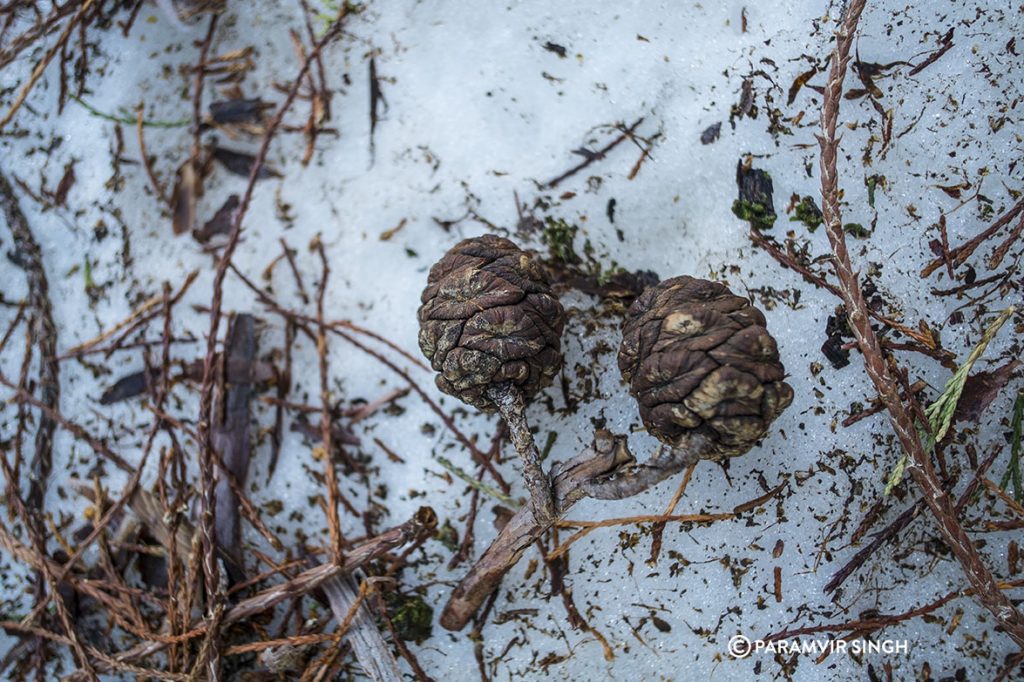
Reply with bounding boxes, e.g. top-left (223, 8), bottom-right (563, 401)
top-left (1, 0), bottom-right (1022, 679)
